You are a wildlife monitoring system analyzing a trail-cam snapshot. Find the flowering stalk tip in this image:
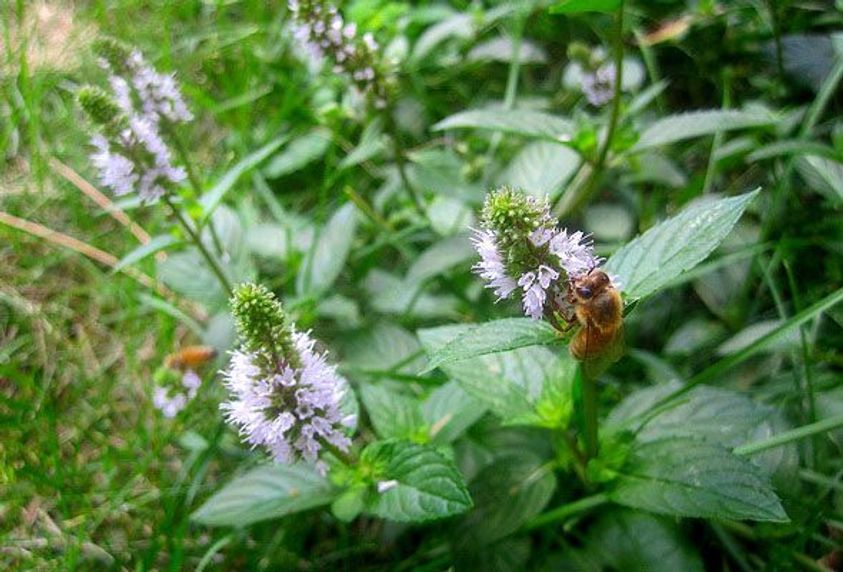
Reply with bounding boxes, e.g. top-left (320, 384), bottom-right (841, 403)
top-left (222, 282), bottom-right (354, 474)
top-left (288, 0), bottom-right (392, 108)
top-left (472, 187), bottom-right (609, 322)
top-left (77, 86), bottom-right (123, 127)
